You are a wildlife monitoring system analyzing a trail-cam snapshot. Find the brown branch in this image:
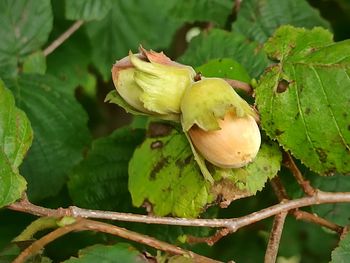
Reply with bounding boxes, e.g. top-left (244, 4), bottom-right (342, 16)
top-left (264, 212), bottom-right (288, 263)
top-left (43, 20), bottom-right (84, 56)
top-left (283, 152), bottom-right (316, 196)
top-left (340, 226), bottom-right (350, 241)
top-left (13, 218), bottom-right (83, 263)
top-left (270, 177), bottom-right (289, 201)
top-left (224, 78), bottom-right (253, 95)
top-left (229, 191), bottom-right (350, 233)
top-left (8, 196), bottom-right (70, 217)
top-left (234, 0), bottom-right (242, 13)
top-left (186, 228), bottom-right (230, 246)
top-left (13, 218), bottom-right (218, 263)
top-left (8, 191), bottom-right (350, 233)
top-left (270, 176), bottom-right (343, 234)
top-left (292, 210), bottom-right (343, 234)
top-left (81, 219), bottom-right (220, 263)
